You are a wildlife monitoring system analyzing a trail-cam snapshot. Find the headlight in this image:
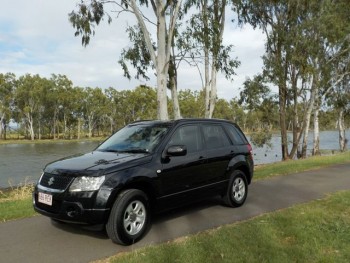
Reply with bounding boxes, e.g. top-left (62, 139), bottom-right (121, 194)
top-left (69, 176), bottom-right (105, 192)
